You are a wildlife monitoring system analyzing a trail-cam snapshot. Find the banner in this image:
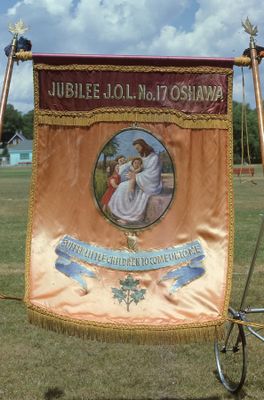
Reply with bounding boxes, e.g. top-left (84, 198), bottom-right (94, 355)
top-left (25, 54), bottom-right (234, 343)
